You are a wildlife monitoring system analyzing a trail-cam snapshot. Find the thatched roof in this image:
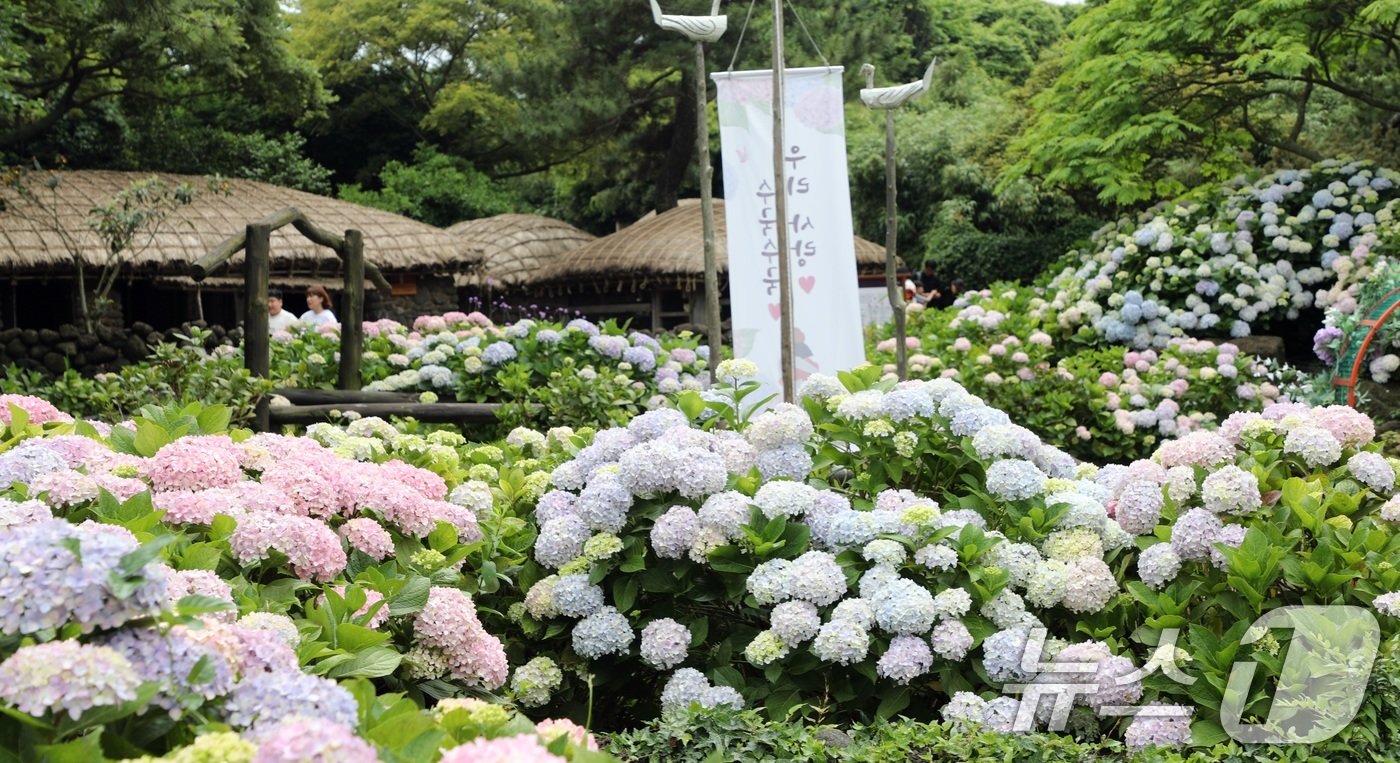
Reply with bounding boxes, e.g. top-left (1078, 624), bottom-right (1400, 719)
top-left (0, 170), bottom-right (481, 278)
top-left (448, 214), bottom-right (594, 288)
top-left (534, 199), bottom-right (888, 292)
